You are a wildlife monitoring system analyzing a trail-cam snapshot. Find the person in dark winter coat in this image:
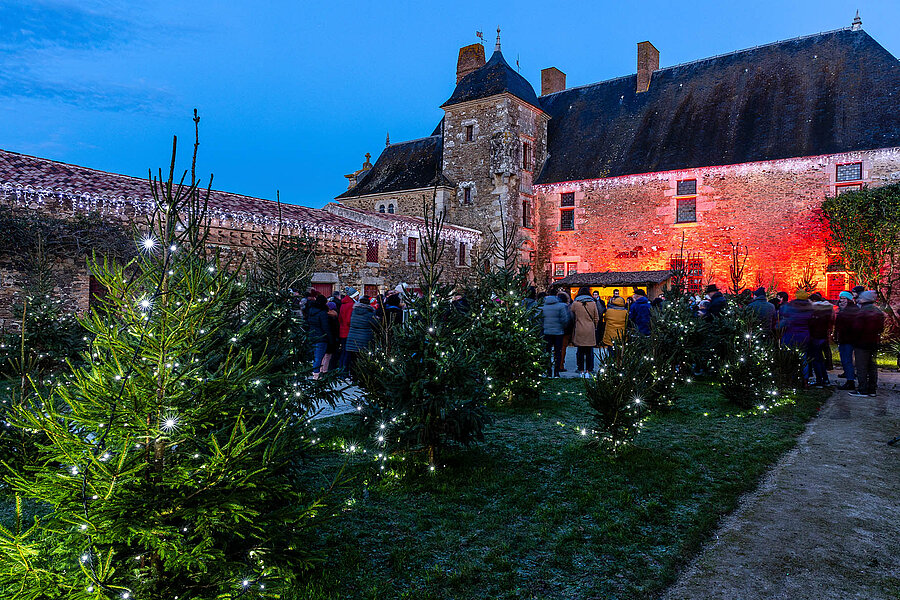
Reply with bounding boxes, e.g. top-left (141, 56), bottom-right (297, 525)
top-left (833, 291), bottom-right (858, 390)
top-left (541, 293), bottom-right (571, 377)
top-left (747, 287), bottom-right (776, 337)
top-left (592, 290), bottom-right (607, 346)
top-left (557, 292), bottom-right (574, 372)
top-left (628, 289), bottom-right (652, 335)
top-left (807, 293), bottom-right (834, 387)
top-left (779, 290), bottom-right (814, 382)
top-left (345, 295), bottom-right (378, 380)
top-left (705, 284), bottom-right (727, 319)
top-left (850, 290), bottom-right (885, 397)
top-left (321, 301), bottom-right (340, 375)
top-left (306, 295), bottom-right (333, 379)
